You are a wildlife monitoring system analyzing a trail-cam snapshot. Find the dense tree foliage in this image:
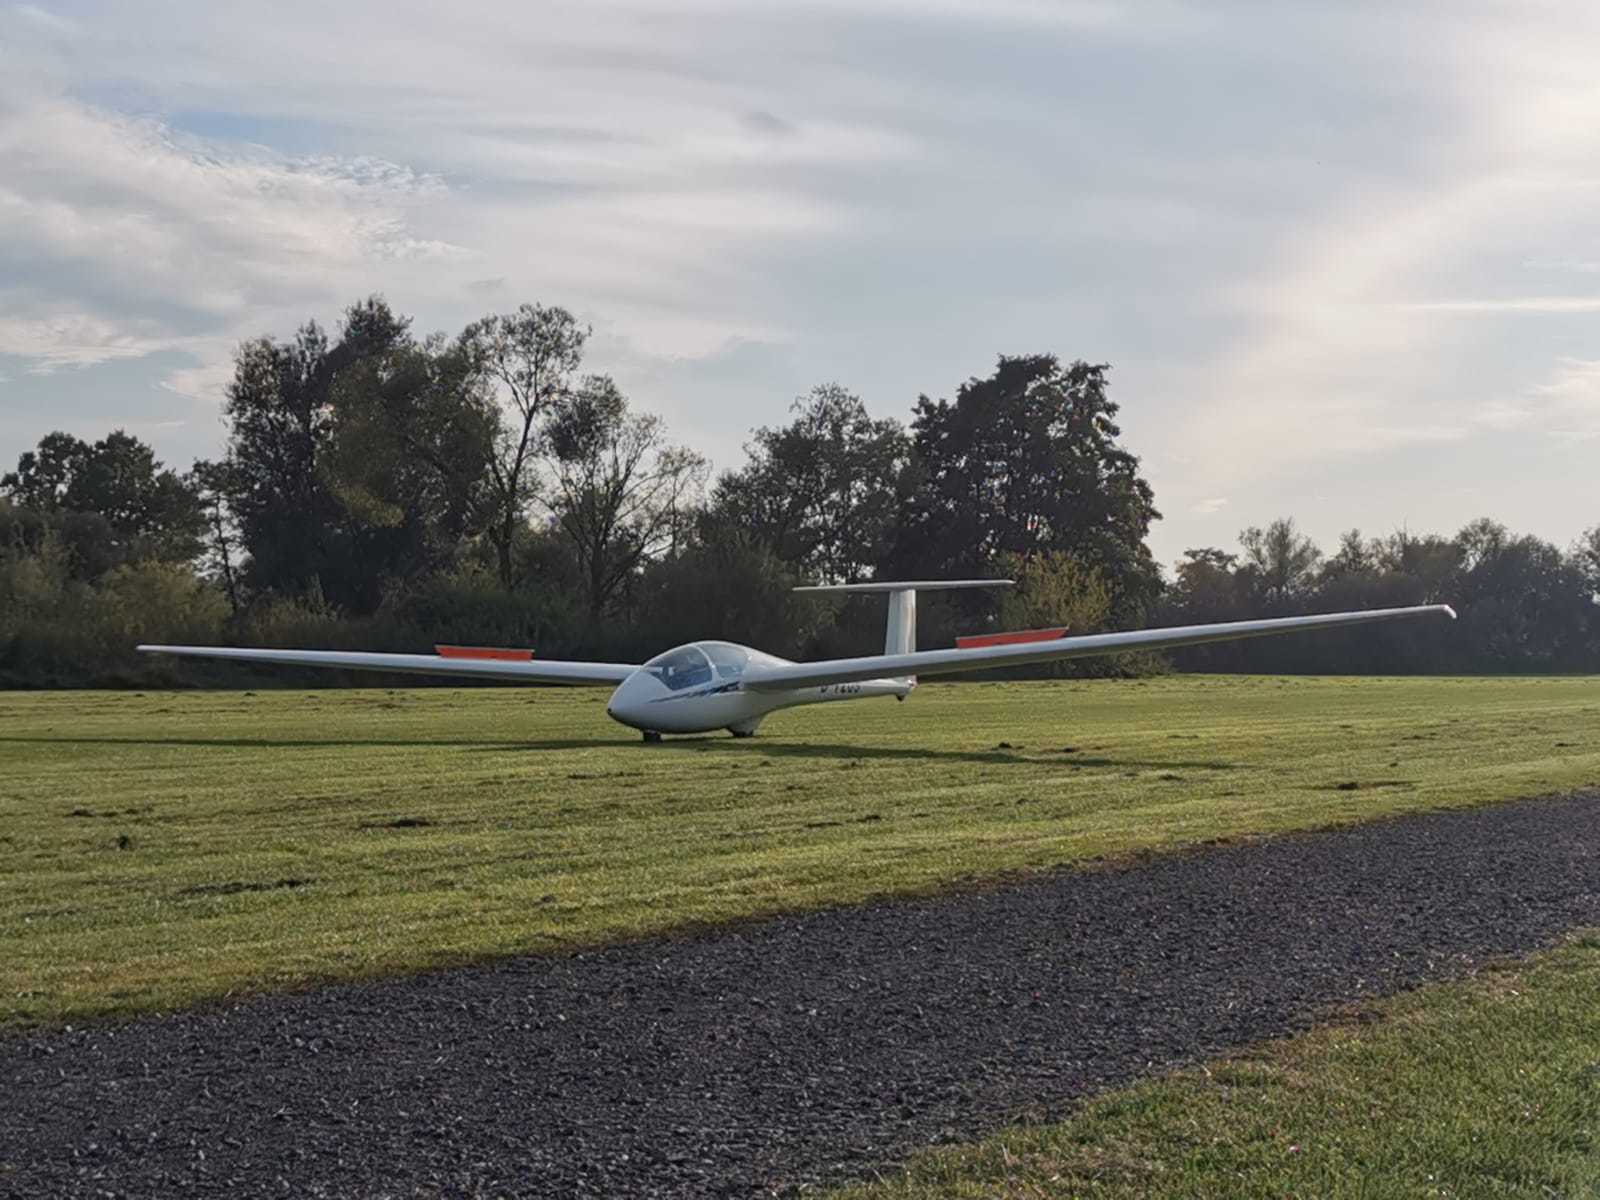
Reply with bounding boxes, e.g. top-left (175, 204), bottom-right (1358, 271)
top-left (546, 378), bottom-right (707, 619)
top-left (459, 304), bottom-right (591, 588)
top-left (1160, 519), bottom-right (1598, 674)
top-left (2, 295), bottom-right (1595, 686)
top-left (711, 384), bottom-right (909, 585)
top-left (888, 356), bottom-right (1161, 621)
top-left (1, 430), bottom-right (205, 566)
top-left (217, 298), bottom-right (414, 608)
